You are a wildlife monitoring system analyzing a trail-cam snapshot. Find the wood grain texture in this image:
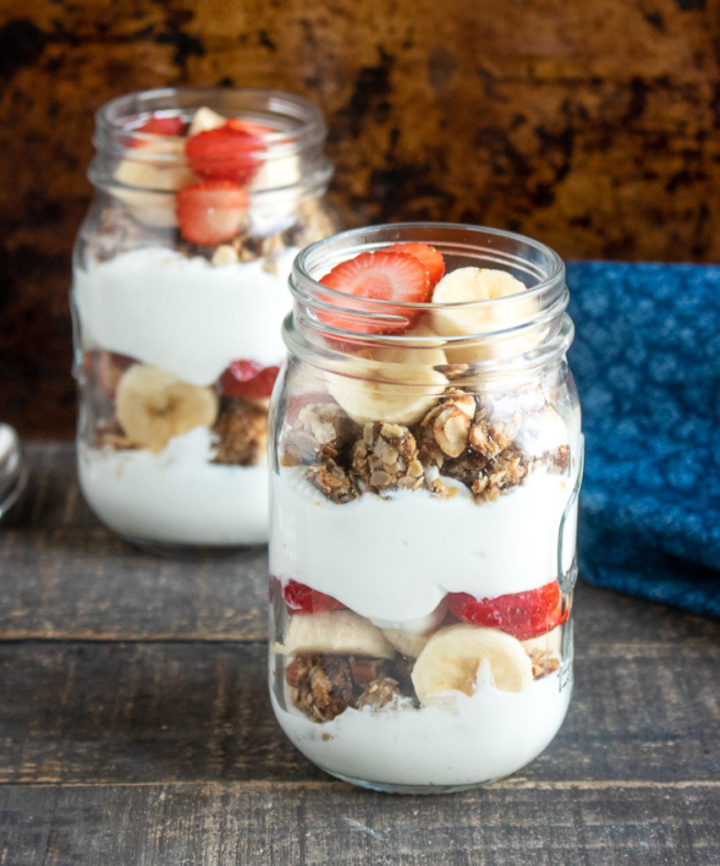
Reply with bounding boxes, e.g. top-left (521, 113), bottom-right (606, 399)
top-left (1, 0), bottom-right (720, 436)
top-left (2, 783), bottom-right (719, 866)
top-left (0, 641), bottom-right (718, 786)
